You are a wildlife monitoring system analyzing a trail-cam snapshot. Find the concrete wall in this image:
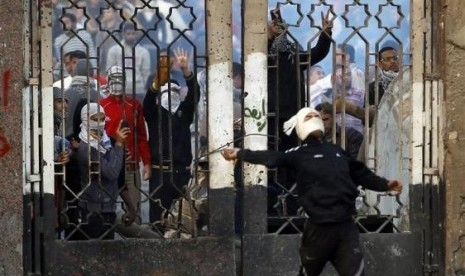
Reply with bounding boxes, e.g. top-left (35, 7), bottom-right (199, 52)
top-left (443, 0), bottom-right (465, 275)
top-left (0, 0), bottom-right (24, 275)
